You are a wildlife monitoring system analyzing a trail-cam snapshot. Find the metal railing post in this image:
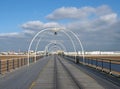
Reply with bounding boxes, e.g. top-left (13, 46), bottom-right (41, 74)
top-left (7, 60), bottom-right (9, 71)
top-left (0, 60), bottom-right (1, 74)
top-left (109, 60), bottom-right (111, 74)
top-left (13, 59), bottom-right (15, 69)
top-left (88, 59), bottom-right (90, 65)
top-left (96, 59), bottom-right (98, 69)
top-left (17, 59), bottom-right (19, 68)
top-left (101, 59), bottom-right (103, 71)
